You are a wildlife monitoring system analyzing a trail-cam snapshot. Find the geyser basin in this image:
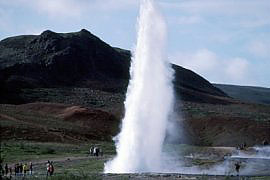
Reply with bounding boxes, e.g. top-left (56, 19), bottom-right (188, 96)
top-left (104, 0), bottom-right (174, 173)
top-left (104, 0), bottom-right (270, 176)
